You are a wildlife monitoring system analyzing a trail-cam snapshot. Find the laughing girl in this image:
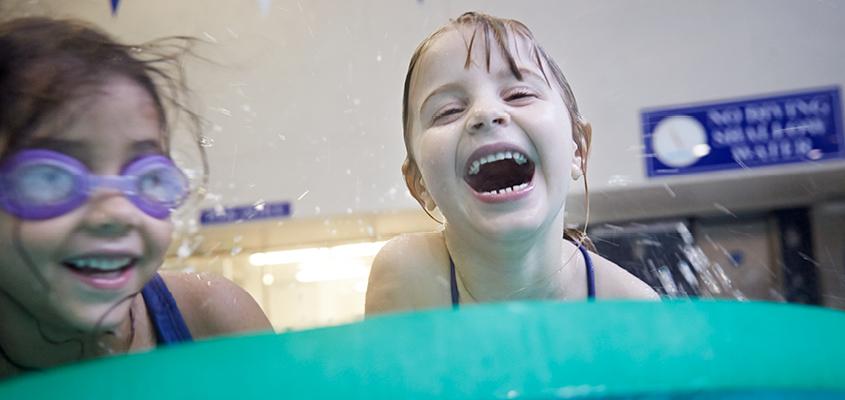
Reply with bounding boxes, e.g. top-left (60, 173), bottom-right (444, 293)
top-left (366, 12), bottom-right (657, 315)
